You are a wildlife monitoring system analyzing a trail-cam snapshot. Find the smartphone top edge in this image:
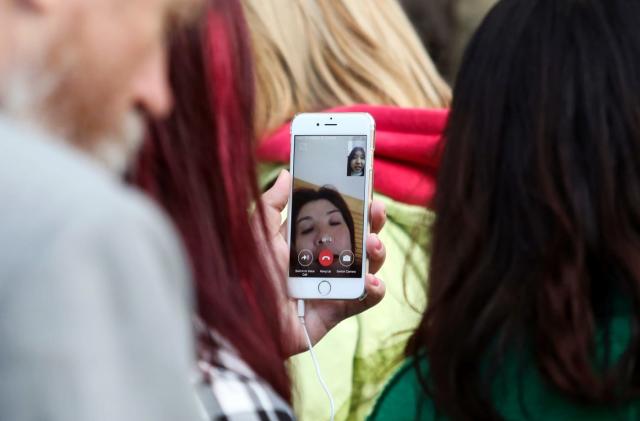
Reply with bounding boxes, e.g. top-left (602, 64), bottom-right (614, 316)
top-left (290, 112), bottom-right (375, 131)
